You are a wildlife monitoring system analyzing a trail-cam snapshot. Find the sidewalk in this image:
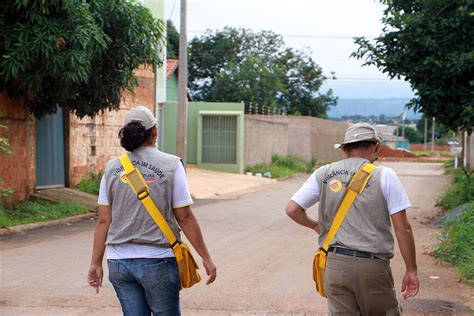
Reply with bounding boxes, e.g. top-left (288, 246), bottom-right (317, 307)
top-left (0, 168), bottom-right (275, 235)
top-left (187, 167), bottom-right (275, 199)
